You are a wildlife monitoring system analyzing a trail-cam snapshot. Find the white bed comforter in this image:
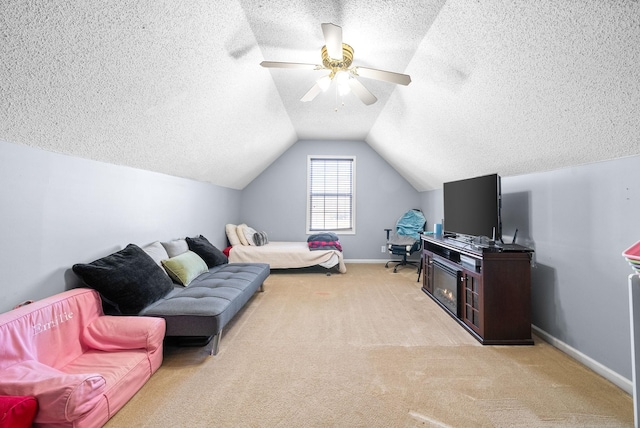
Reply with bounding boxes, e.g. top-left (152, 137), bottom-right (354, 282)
top-left (228, 241), bottom-right (347, 273)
